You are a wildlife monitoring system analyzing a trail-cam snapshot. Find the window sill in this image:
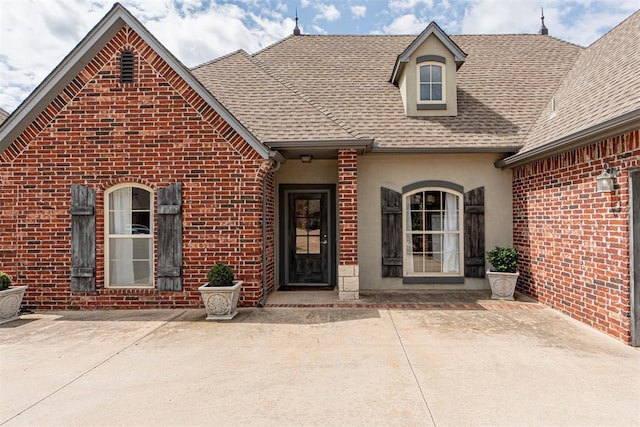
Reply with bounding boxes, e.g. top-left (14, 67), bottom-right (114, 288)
top-left (417, 103), bottom-right (446, 110)
top-left (403, 276), bottom-right (464, 284)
